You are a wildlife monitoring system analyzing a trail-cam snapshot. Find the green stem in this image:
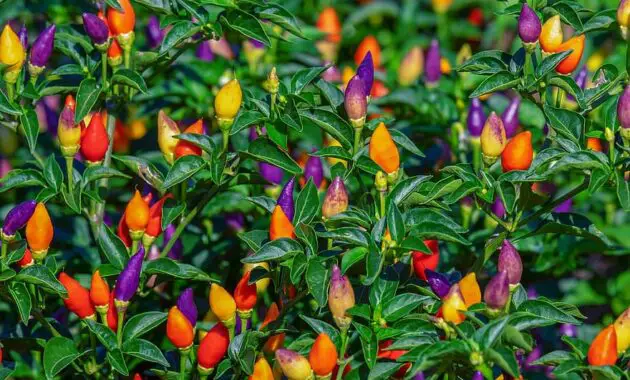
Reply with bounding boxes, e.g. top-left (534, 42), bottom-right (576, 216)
top-left (555, 87), bottom-right (565, 108)
top-left (101, 52), bottom-right (108, 91)
top-left (131, 239), bottom-right (138, 256)
top-left (270, 93), bottom-right (277, 114)
top-left (1, 238), bottom-right (7, 260)
top-left (240, 316), bottom-right (248, 334)
top-left (179, 350), bottom-right (187, 380)
top-left (379, 191), bottom-right (386, 219)
top-left (353, 126), bottom-right (364, 156)
top-left (159, 186), bottom-right (219, 258)
top-left (609, 136), bottom-right (616, 164)
top-left (472, 139), bottom-right (481, 173)
top-left (517, 178), bottom-right (589, 228)
top-left (98, 310), bottom-right (108, 326)
top-left (33, 309), bottom-right (62, 337)
top-left (626, 33), bottom-right (630, 77)
top-left (6, 82), bottom-right (14, 102)
top-left (222, 128), bottom-right (230, 155)
top-left (116, 310), bottom-right (125, 346)
top-left (335, 329), bottom-right (350, 380)
top-left (65, 156), bottom-right (74, 194)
